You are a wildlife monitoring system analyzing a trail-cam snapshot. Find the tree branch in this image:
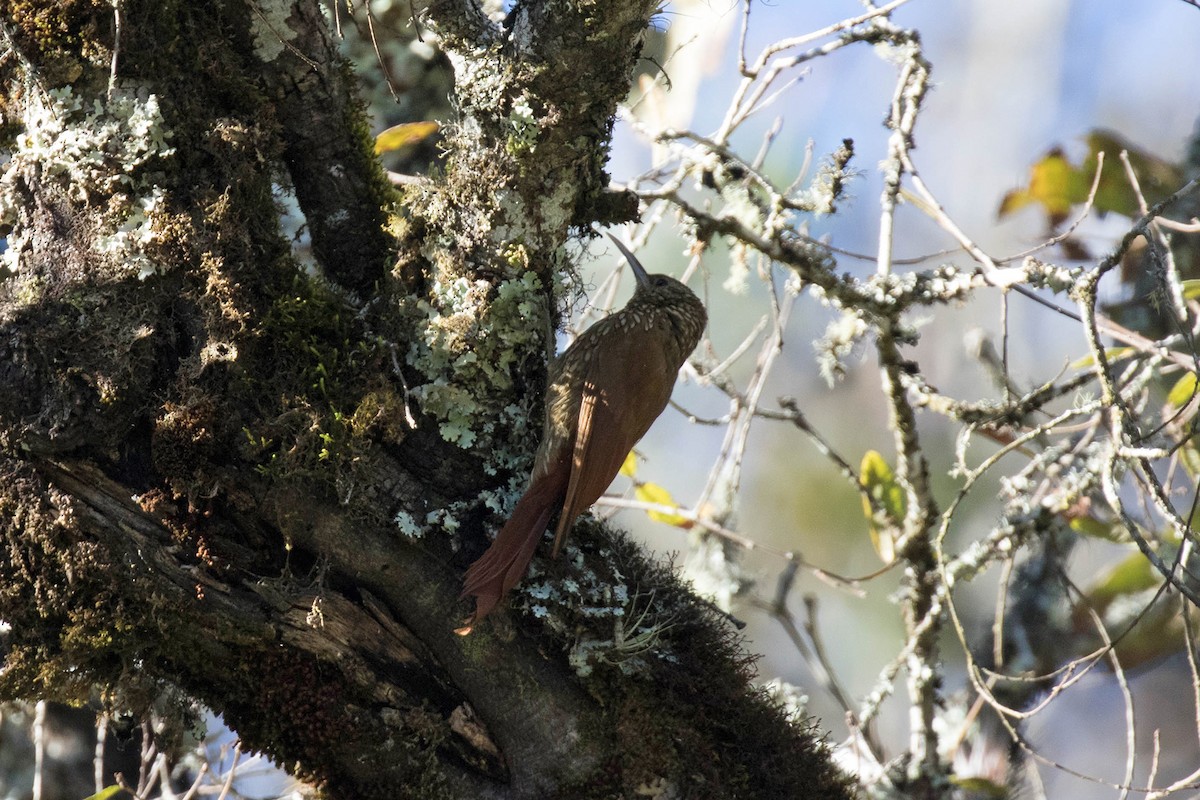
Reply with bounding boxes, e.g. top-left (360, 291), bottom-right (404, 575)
top-left (258, 0), bottom-right (397, 295)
